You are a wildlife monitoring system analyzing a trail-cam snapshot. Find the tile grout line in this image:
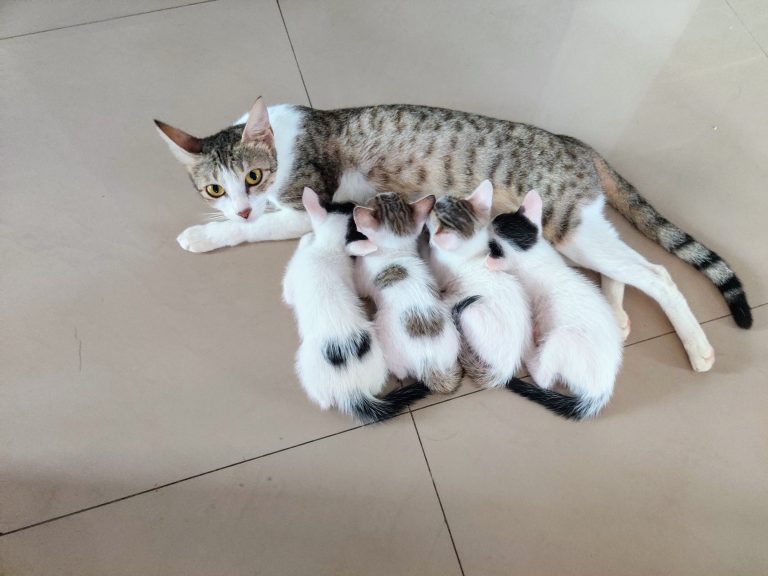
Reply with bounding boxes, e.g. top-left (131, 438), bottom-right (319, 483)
top-left (0, 0), bottom-right (219, 41)
top-left (0, 422), bottom-right (366, 538)
top-left (724, 0), bottom-right (768, 60)
top-left (3, 304), bottom-right (762, 538)
top-left (276, 0), bottom-right (313, 108)
top-left (409, 411), bottom-right (466, 576)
